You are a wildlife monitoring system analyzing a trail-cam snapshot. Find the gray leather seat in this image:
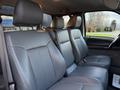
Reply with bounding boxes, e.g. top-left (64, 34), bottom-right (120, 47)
top-left (5, 0), bottom-right (103, 90)
top-left (68, 16), bottom-right (111, 69)
top-left (0, 16), bottom-right (6, 90)
top-left (49, 76), bottom-right (103, 90)
top-left (52, 17), bottom-right (108, 88)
